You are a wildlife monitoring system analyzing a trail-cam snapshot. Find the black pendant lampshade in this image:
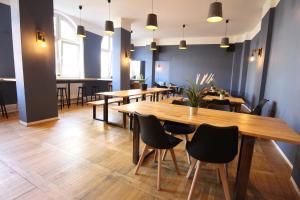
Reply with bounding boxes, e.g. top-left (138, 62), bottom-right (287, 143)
top-left (220, 19), bottom-right (230, 48)
top-left (105, 0), bottom-right (114, 35)
top-left (105, 20), bottom-right (114, 35)
top-left (145, 0), bottom-right (158, 30)
top-left (220, 37), bottom-right (230, 48)
top-left (77, 5), bottom-right (86, 38)
top-left (179, 24), bottom-right (187, 50)
top-left (150, 41), bottom-right (157, 51)
top-left (179, 40), bottom-right (187, 50)
top-left (207, 1), bottom-right (223, 23)
top-left (130, 44), bottom-right (135, 52)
